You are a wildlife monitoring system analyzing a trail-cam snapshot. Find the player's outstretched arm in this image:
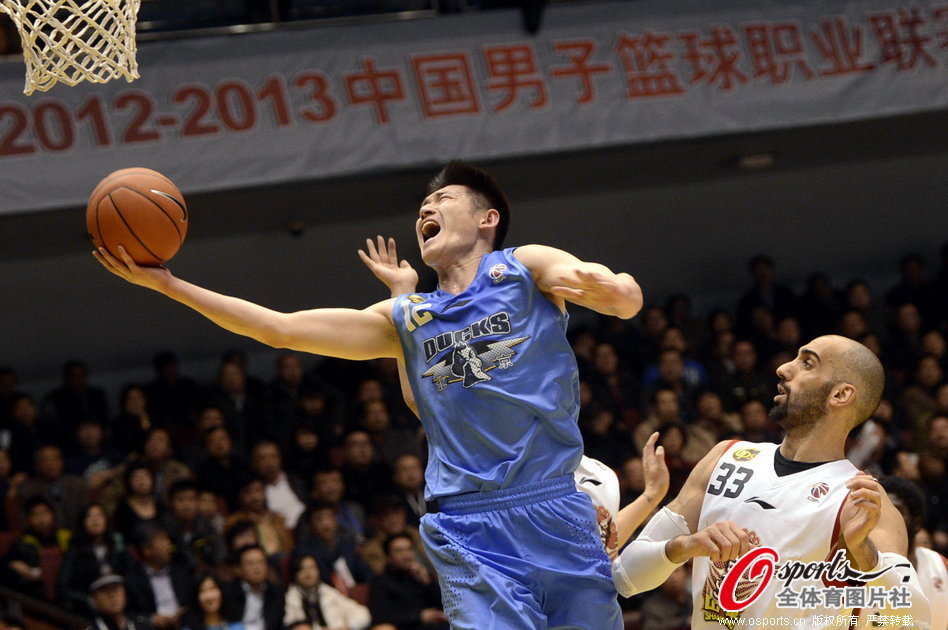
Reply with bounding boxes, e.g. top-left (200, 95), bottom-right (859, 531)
top-left (358, 236), bottom-right (420, 417)
top-left (94, 245), bottom-right (400, 361)
top-left (513, 245), bottom-right (643, 319)
top-left (615, 432), bottom-right (669, 548)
